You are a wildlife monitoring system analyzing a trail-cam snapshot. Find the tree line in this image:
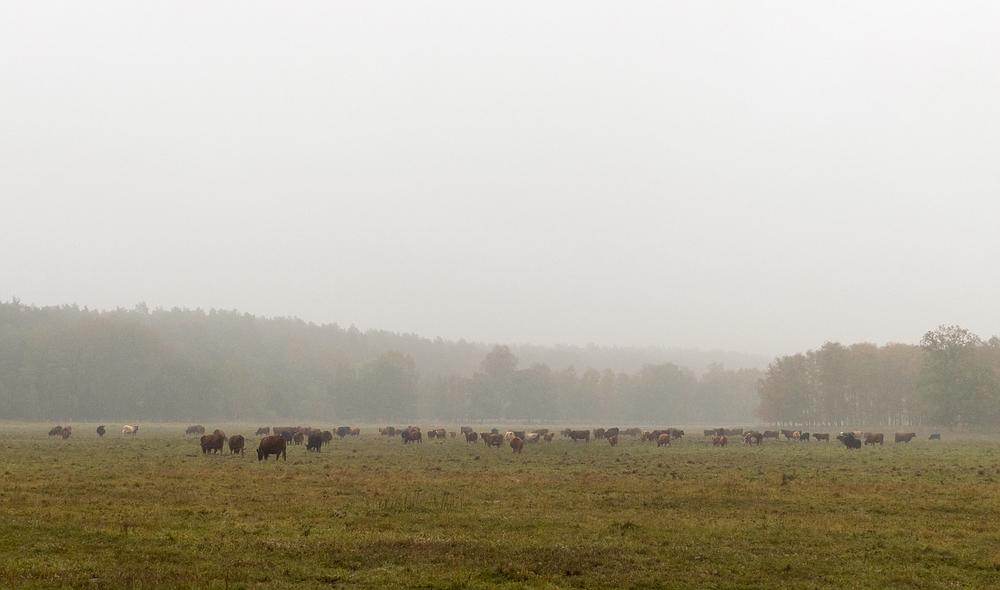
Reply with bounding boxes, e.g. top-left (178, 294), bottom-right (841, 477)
top-left (0, 300), bottom-right (760, 424)
top-left (754, 326), bottom-right (1000, 428)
